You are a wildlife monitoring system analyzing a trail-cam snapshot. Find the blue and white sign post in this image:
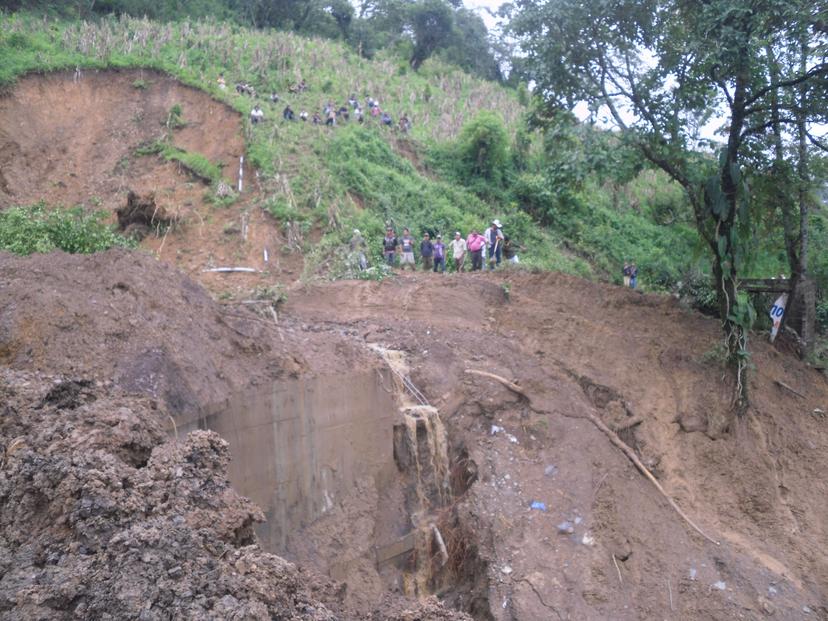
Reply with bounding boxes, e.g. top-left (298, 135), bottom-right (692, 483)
top-left (769, 293), bottom-right (788, 342)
